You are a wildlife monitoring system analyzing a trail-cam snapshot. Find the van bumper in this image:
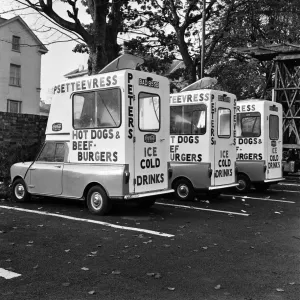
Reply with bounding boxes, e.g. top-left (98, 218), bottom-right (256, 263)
top-left (123, 189), bottom-right (174, 200)
top-left (208, 183), bottom-right (239, 190)
top-left (264, 177), bottom-right (285, 183)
